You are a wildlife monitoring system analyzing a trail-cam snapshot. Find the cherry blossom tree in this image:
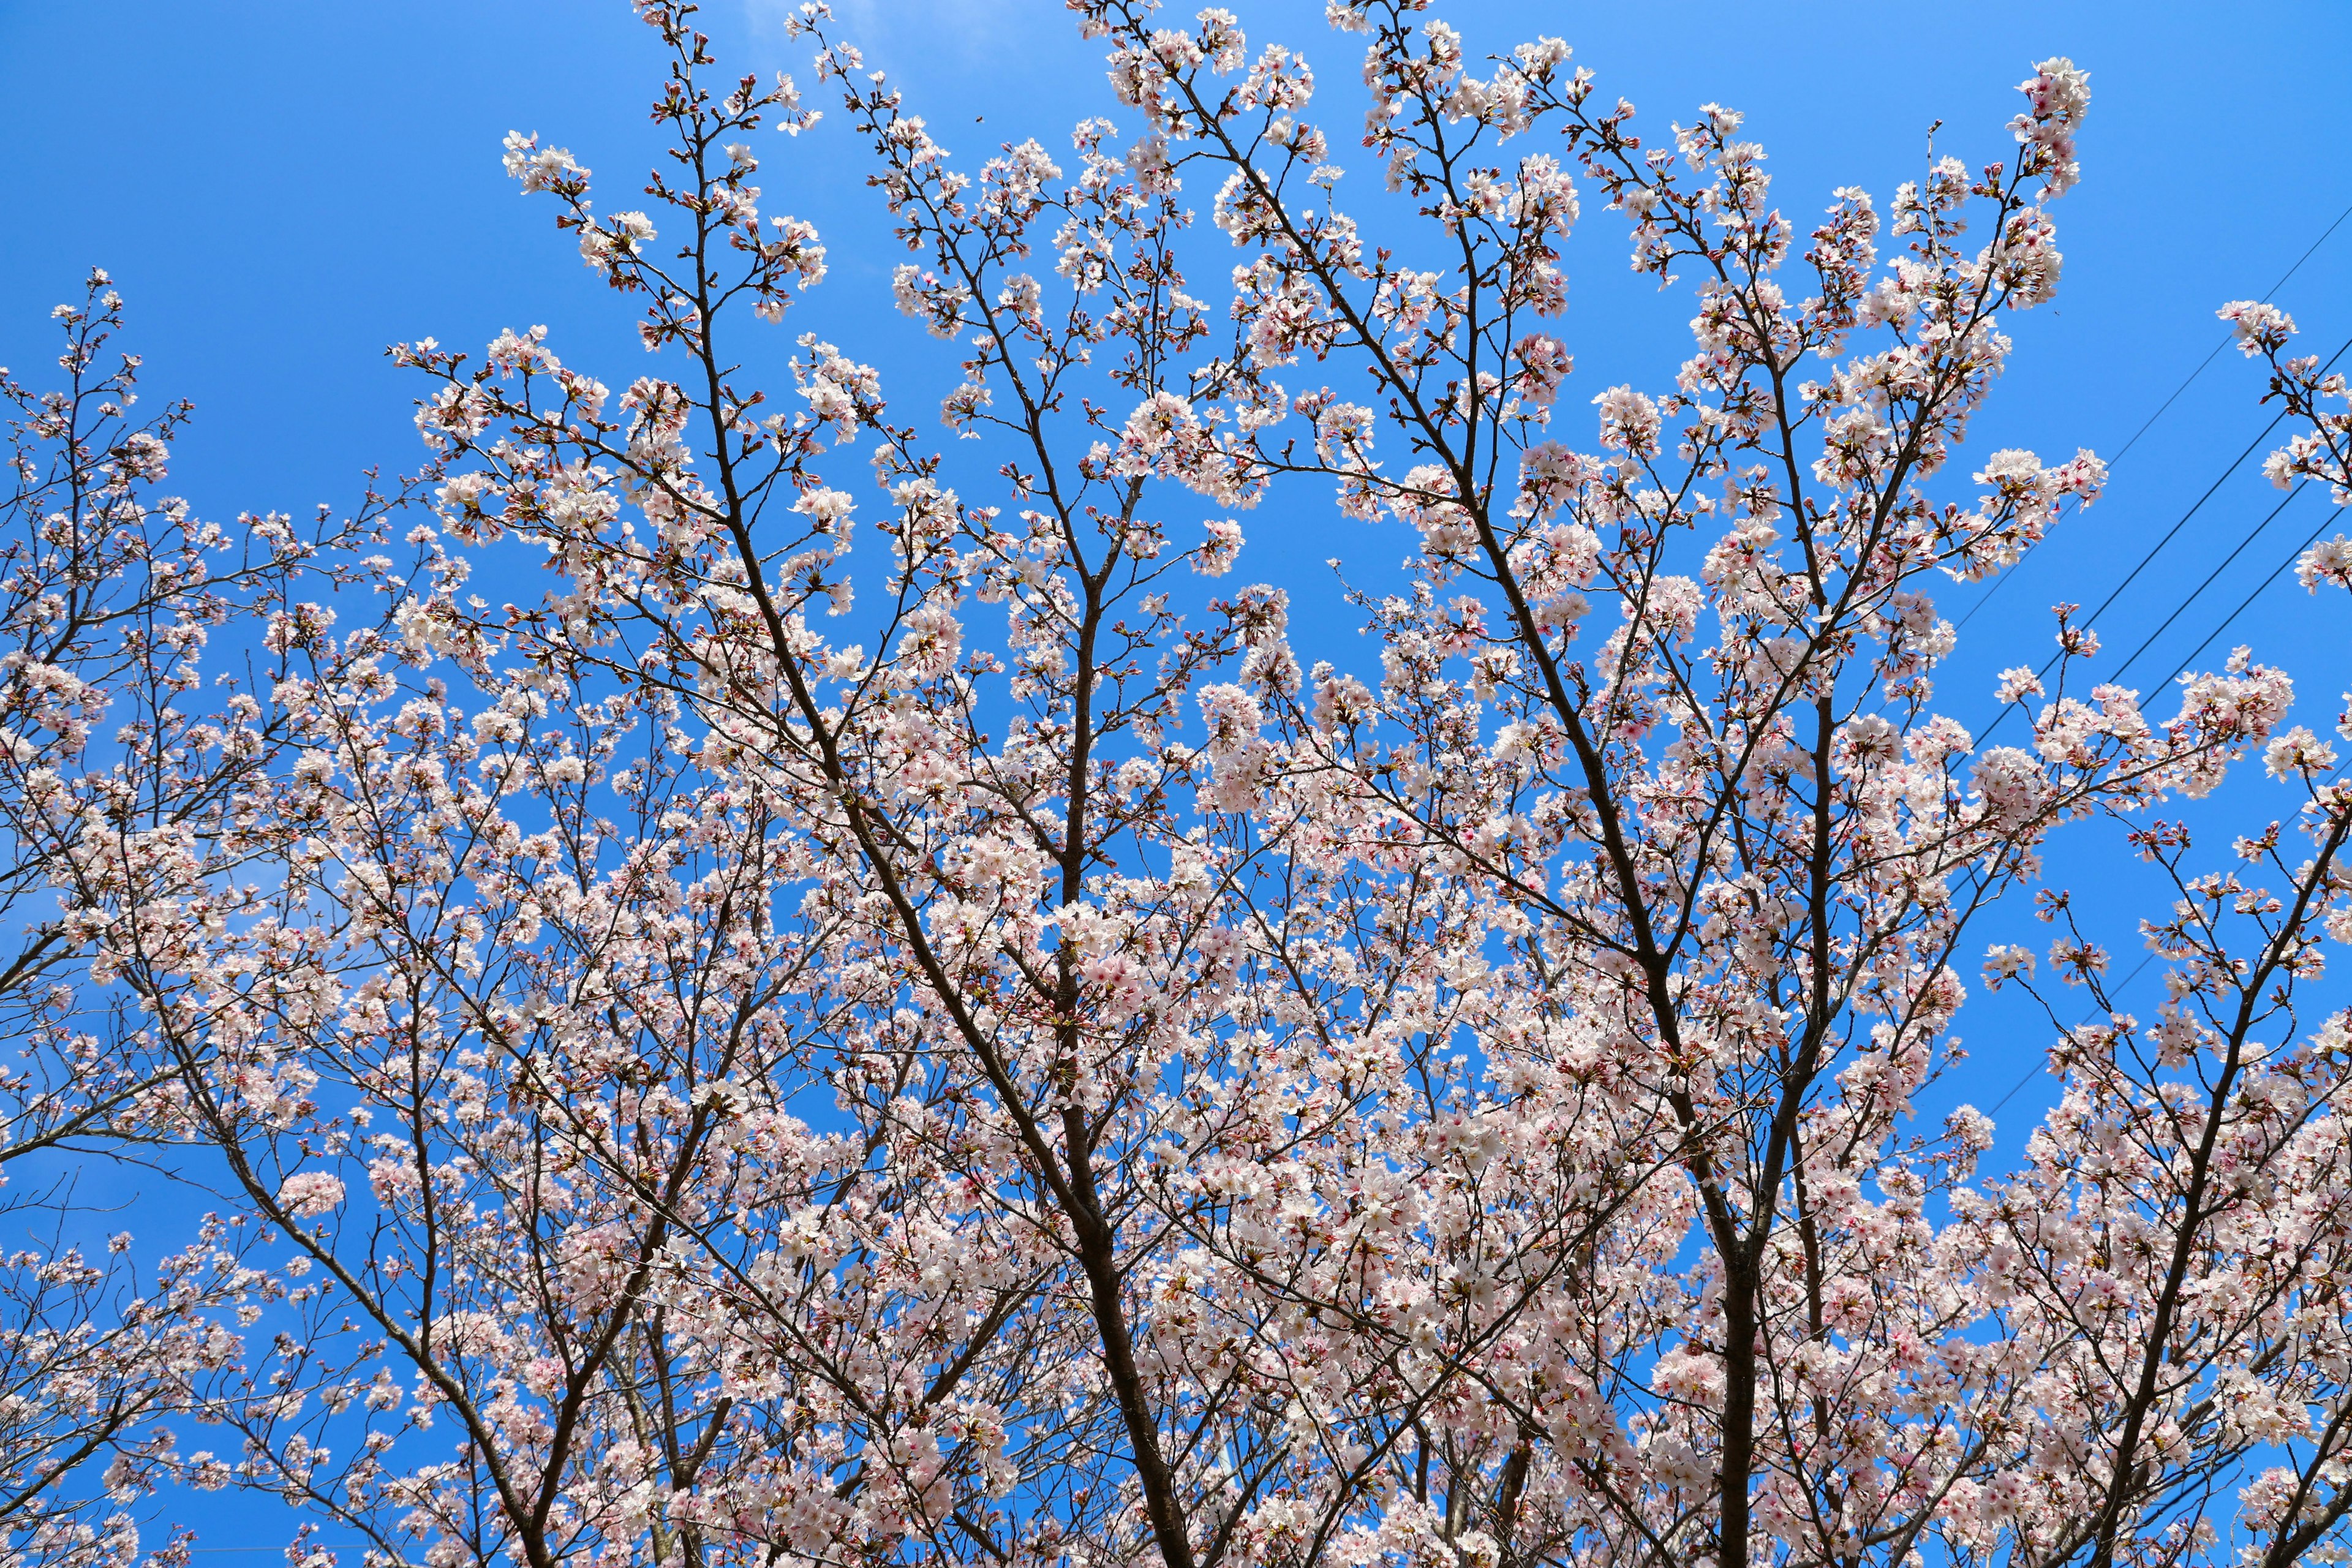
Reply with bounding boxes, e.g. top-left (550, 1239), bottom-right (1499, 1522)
top-left (0, 279), bottom-right (393, 1568)
top-left (38, 4), bottom-right (2352, 1568)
